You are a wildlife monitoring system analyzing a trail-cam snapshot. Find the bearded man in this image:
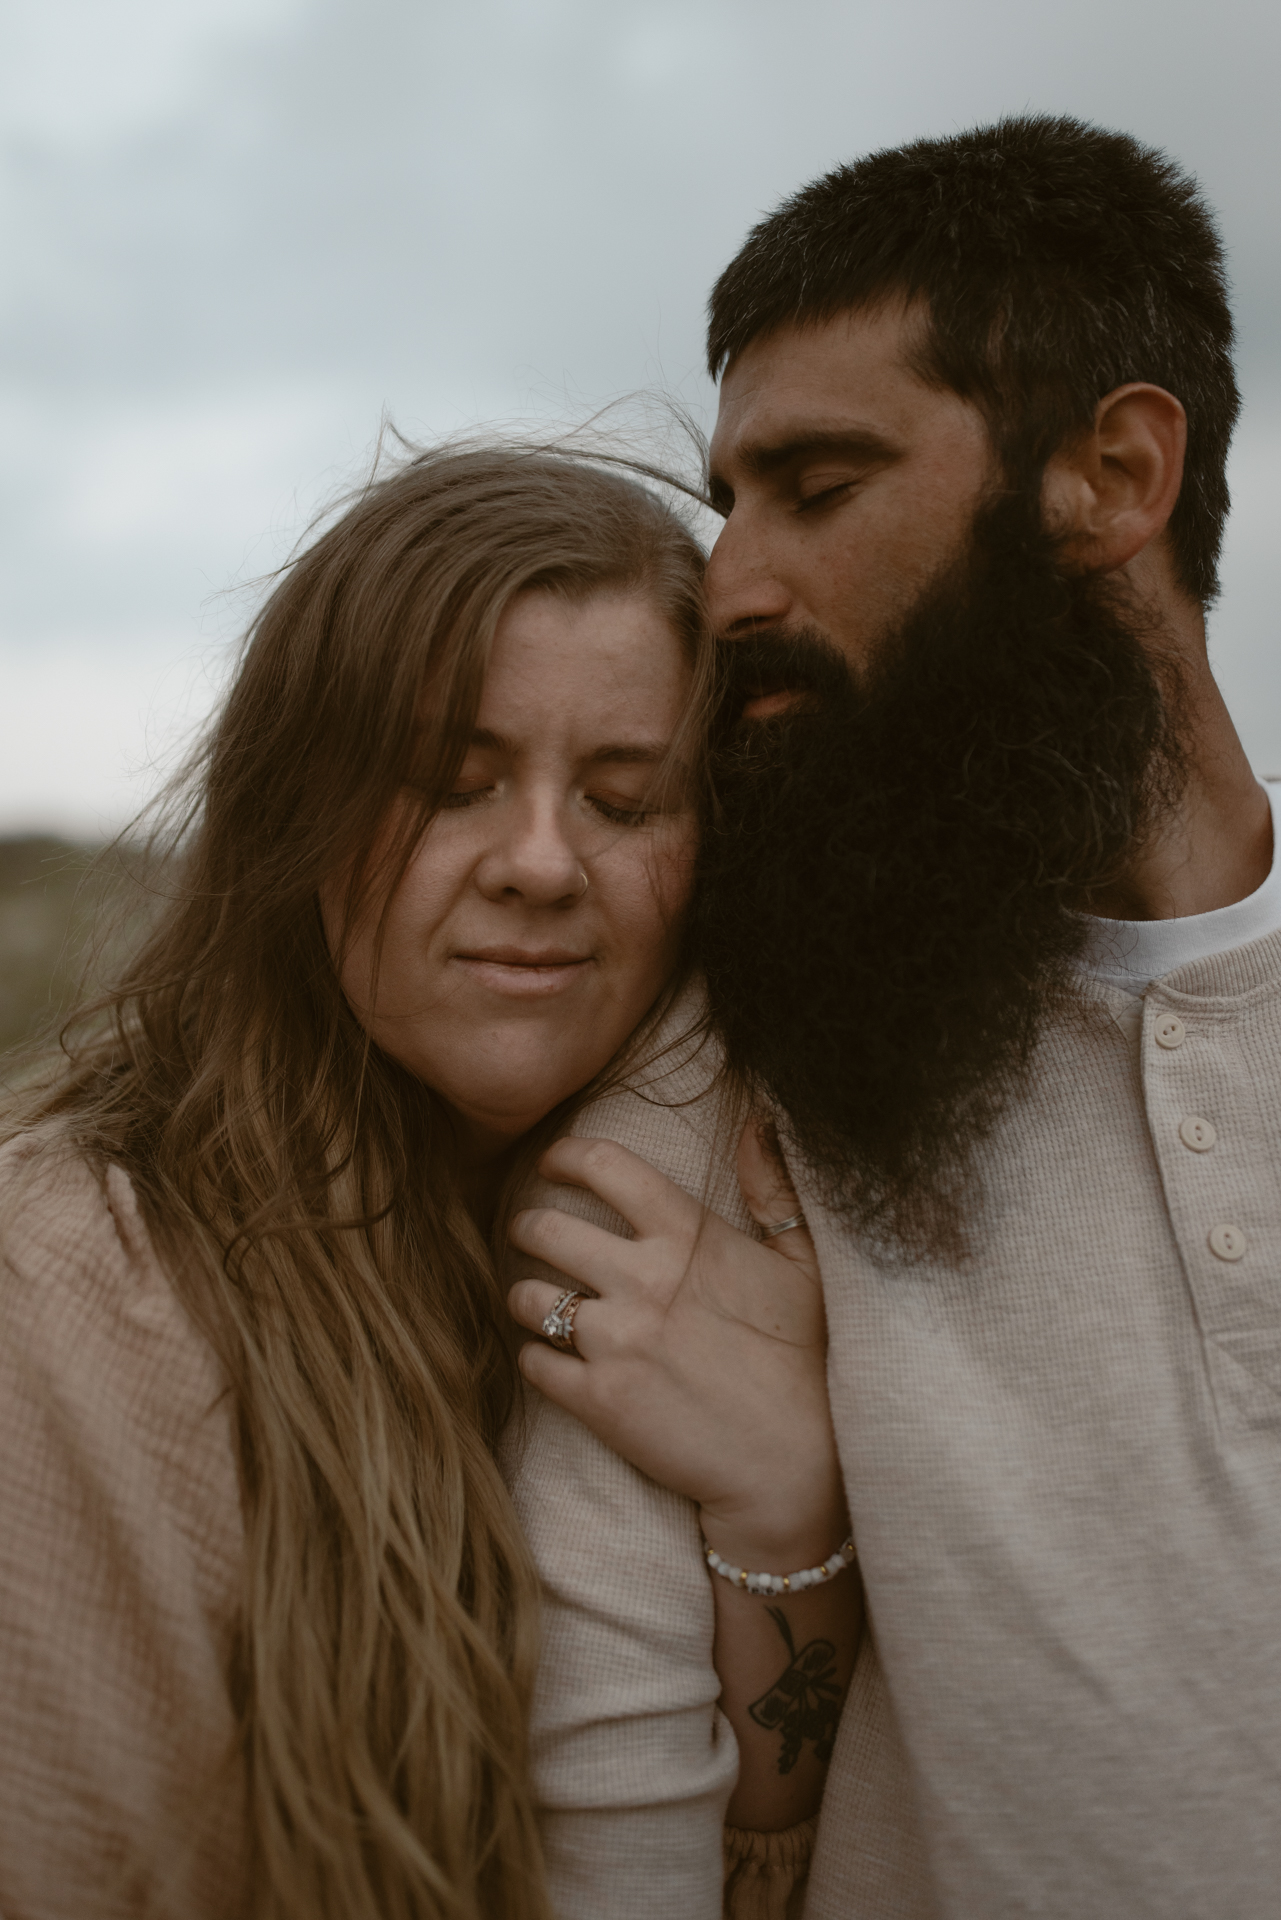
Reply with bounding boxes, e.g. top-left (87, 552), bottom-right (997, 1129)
top-left (693, 114), bottom-right (1281, 1916)
top-left (504, 116), bottom-right (1281, 1920)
